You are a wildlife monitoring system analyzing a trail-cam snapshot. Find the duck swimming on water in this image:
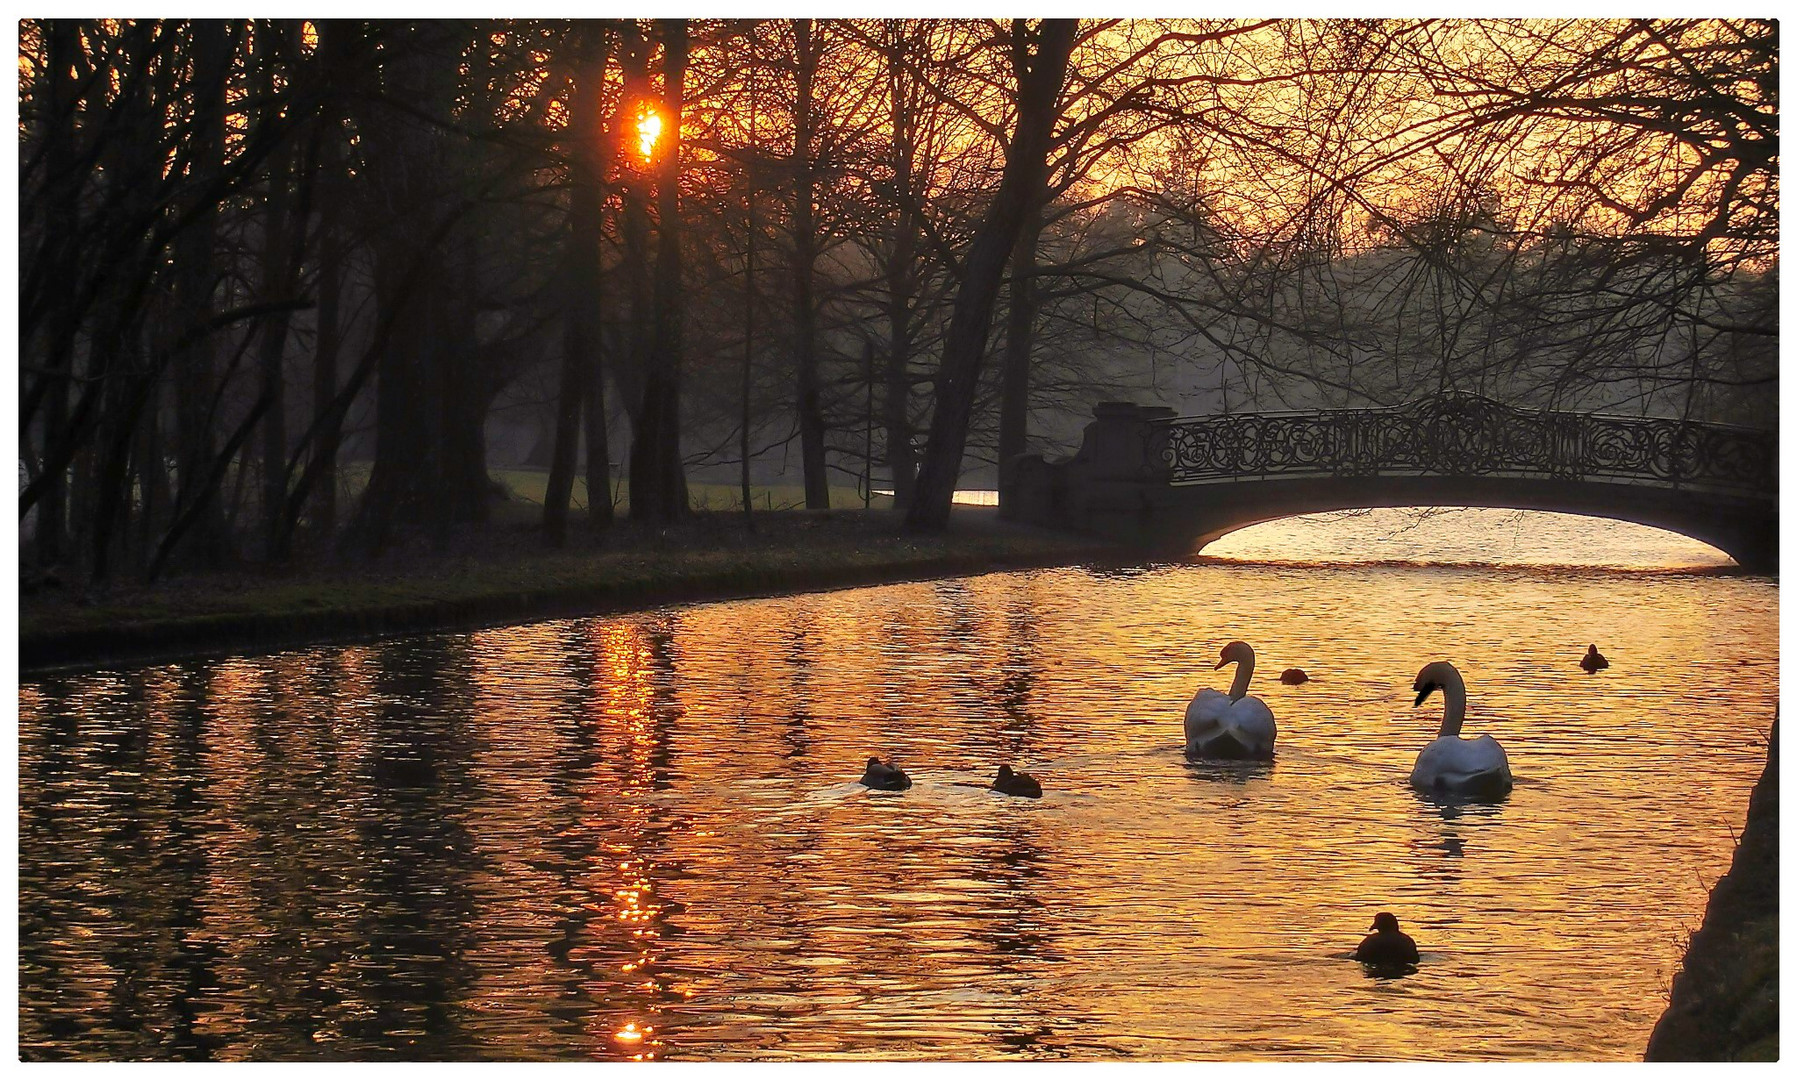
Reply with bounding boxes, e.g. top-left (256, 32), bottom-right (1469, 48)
top-left (859, 757), bottom-right (911, 791)
top-left (991, 765), bottom-right (1042, 798)
top-left (1580, 644), bottom-right (1609, 673)
top-left (1354, 912), bottom-right (1419, 969)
